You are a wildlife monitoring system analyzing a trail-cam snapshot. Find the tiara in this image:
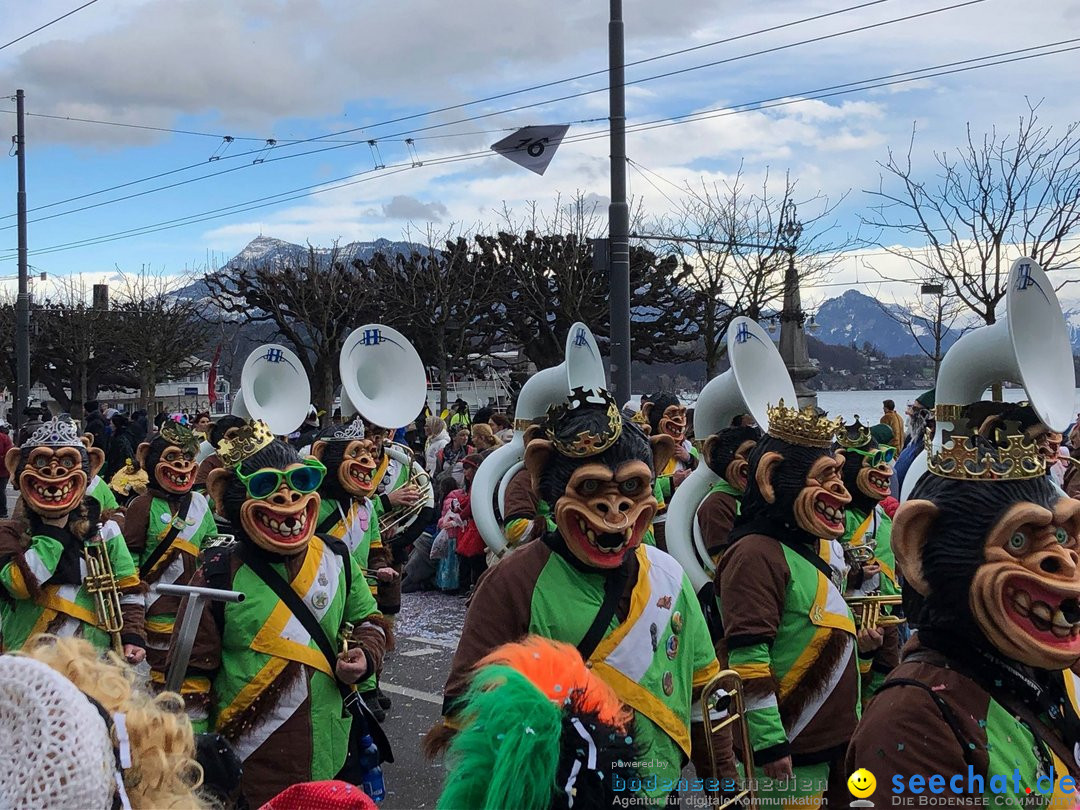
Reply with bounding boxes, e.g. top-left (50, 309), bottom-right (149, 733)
top-left (24, 417), bottom-right (84, 449)
top-left (925, 412), bottom-right (1046, 481)
top-left (766, 399), bottom-right (843, 449)
top-left (217, 420), bottom-right (275, 468)
top-left (326, 416), bottom-right (366, 442)
top-left (546, 387), bottom-right (623, 458)
top-left (835, 417), bottom-right (873, 450)
top-left (159, 420), bottom-right (200, 455)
